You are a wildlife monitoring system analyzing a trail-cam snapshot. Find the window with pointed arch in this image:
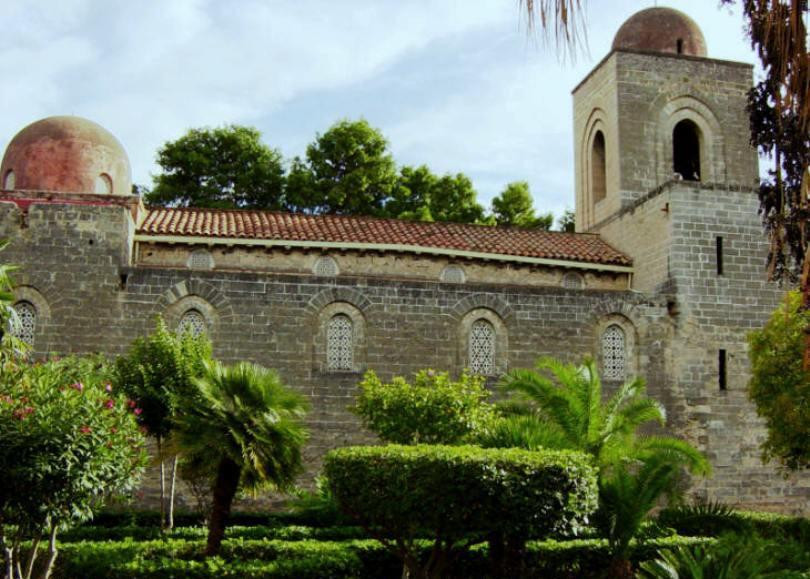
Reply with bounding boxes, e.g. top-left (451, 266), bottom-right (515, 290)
top-left (178, 309), bottom-right (207, 337)
top-left (11, 301), bottom-right (36, 345)
top-left (601, 324), bottom-right (626, 381)
top-left (469, 319), bottom-right (496, 376)
top-left (326, 314), bottom-right (353, 371)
